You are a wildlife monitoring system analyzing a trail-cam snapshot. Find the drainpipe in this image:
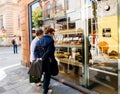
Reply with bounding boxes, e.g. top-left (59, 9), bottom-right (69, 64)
top-left (117, 0), bottom-right (120, 94)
